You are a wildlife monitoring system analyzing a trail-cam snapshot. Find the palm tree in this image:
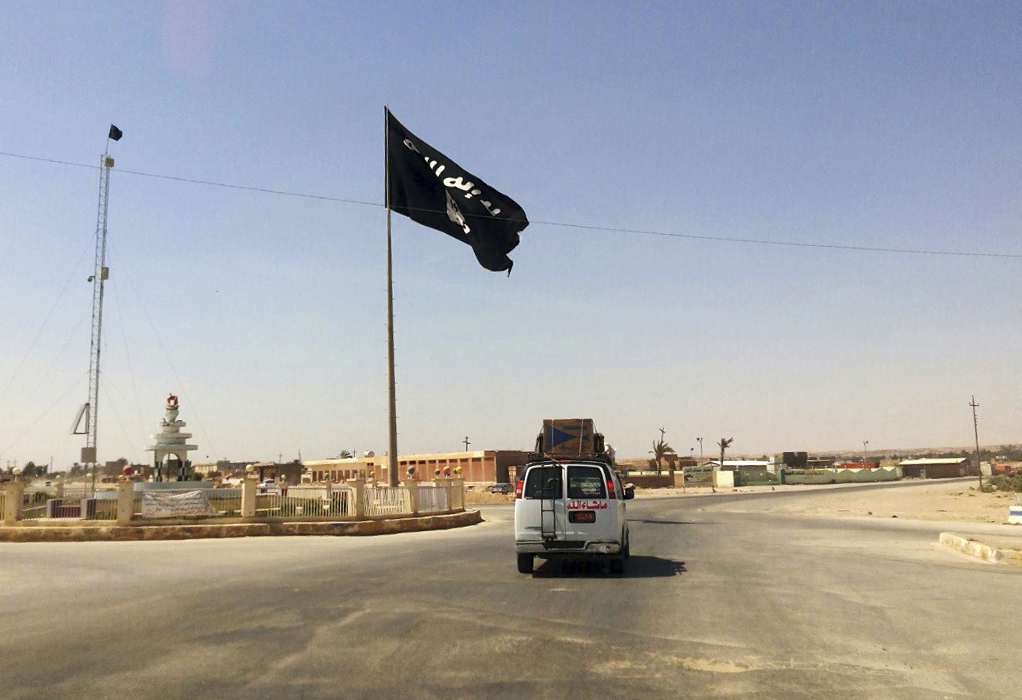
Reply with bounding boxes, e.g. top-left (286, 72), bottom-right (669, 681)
top-left (717, 437), bottom-right (733, 467)
top-left (650, 439), bottom-right (676, 475)
top-left (715, 437), bottom-right (734, 492)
